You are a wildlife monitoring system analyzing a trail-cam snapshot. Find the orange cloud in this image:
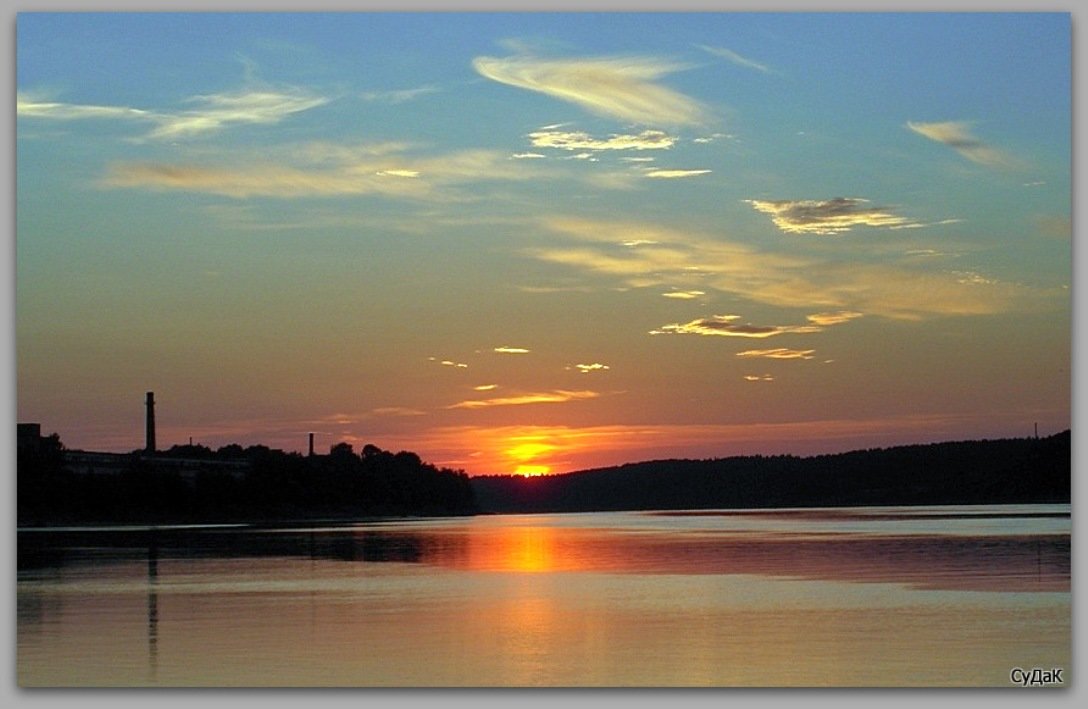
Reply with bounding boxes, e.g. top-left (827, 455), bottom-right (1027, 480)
top-left (736, 348), bottom-right (816, 360)
top-left (745, 198), bottom-right (921, 235)
top-left (448, 390), bottom-right (600, 410)
top-left (651, 315), bottom-right (822, 338)
top-left (806, 311), bottom-right (864, 326)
